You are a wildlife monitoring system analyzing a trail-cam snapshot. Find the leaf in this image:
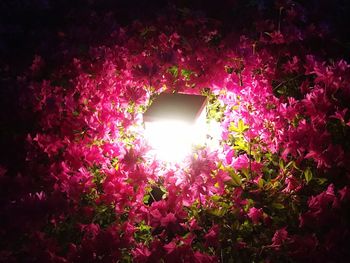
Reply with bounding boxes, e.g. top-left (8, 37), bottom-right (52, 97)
top-left (207, 207), bottom-right (227, 217)
top-left (272, 181), bottom-right (281, 188)
top-left (211, 195), bottom-right (221, 202)
top-left (257, 178), bottom-right (264, 188)
top-left (238, 119), bottom-right (249, 132)
top-left (229, 122), bottom-right (239, 132)
top-left (292, 162), bottom-right (302, 171)
top-left (314, 177), bottom-right (327, 185)
top-left (285, 161), bottom-right (294, 169)
top-left (232, 138), bottom-right (248, 152)
top-left (230, 170), bottom-right (242, 186)
top-left (229, 120), bottom-right (248, 133)
top-left (279, 159), bottom-right (284, 170)
top-left (138, 223), bottom-right (152, 232)
top-left (304, 167), bottom-right (312, 184)
top-left (143, 194), bottom-right (150, 204)
top-left (272, 203), bottom-right (285, 209)
top-left (181, 69), bottom-right (193, 80)
top-left (168, 65), bottom-right (178, 77)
